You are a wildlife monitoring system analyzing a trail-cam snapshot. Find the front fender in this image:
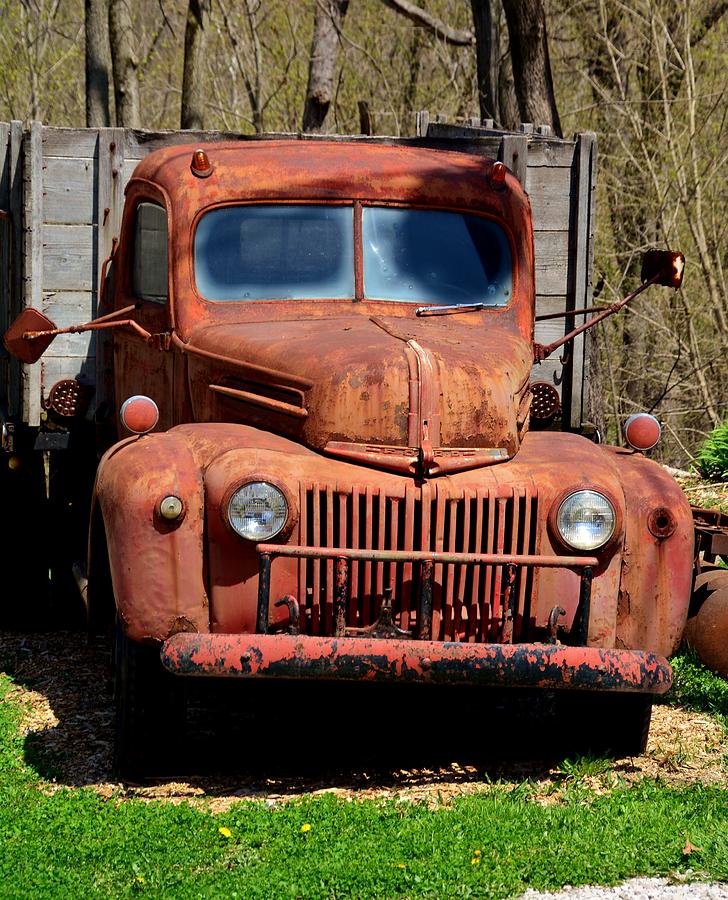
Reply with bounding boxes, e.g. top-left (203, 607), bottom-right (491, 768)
top-left (608, 449), bottom-right (694, 657)
top-left (95, 433), bottom-right (208, 642)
